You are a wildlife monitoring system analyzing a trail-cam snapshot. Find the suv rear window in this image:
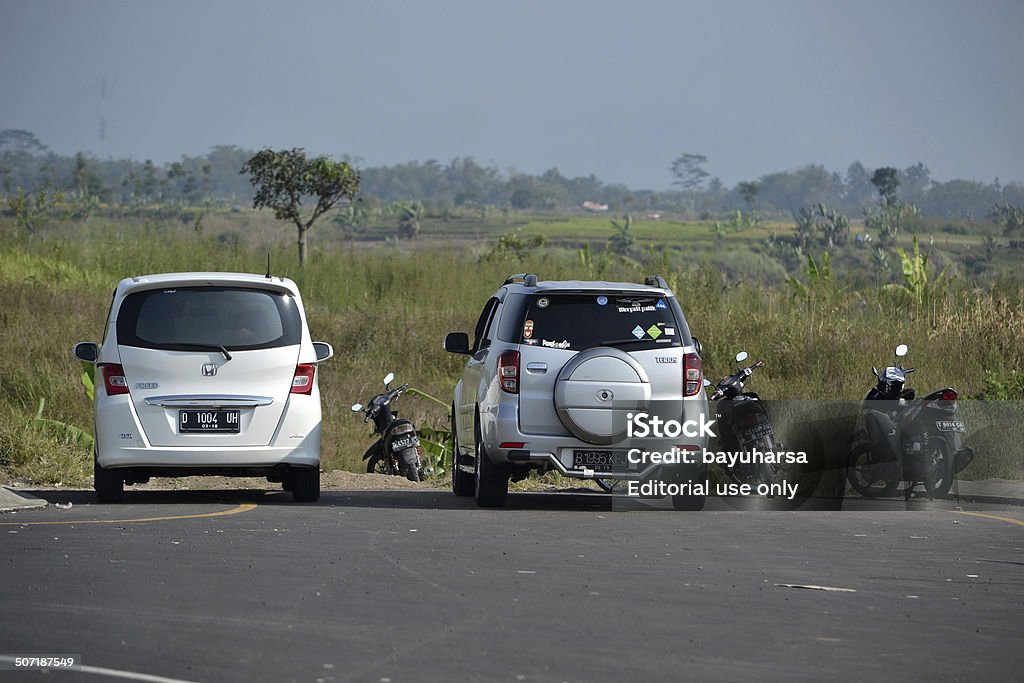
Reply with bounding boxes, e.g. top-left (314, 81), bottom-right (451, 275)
top-left (498, 293), bottom-right (684, 352)
top-left (116, 286), bottom-right (301, 351)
